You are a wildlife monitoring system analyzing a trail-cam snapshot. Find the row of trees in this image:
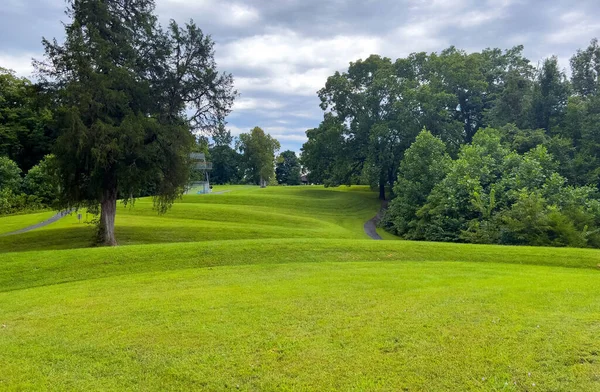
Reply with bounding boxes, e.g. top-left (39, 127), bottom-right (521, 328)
top-left (207, 126), bottom-right (302, 186)
top-left (302, 39), bottom-right (600, 247)
top-left (302, 40), bottom-right (600, 200)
